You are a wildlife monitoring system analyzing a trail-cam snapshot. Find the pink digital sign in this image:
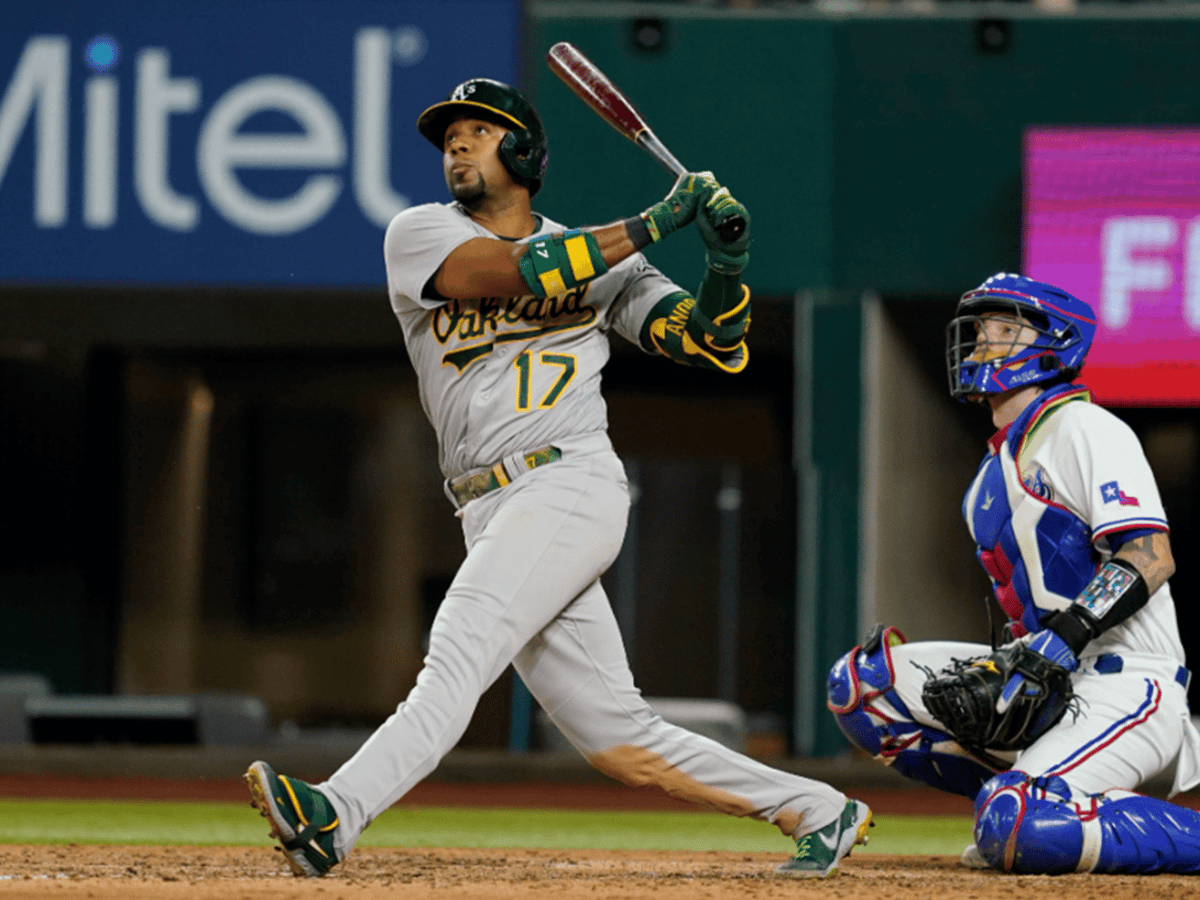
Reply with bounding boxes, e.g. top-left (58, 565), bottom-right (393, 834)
top-left (1024, 128), bottom-right (1200, 405)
